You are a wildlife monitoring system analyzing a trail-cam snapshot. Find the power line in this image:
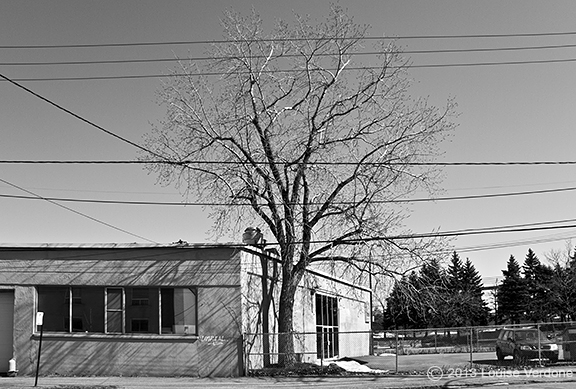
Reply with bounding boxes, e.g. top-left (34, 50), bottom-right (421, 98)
top-left (3, 159), bottom-right (576, 166)
top-left (4, 57), bottom-right (576, 83)
top-left (1, 184), bottom-right (575, 206)
top-left (0, 177), bottom-right (156, 243)
top-left (1, 30), bottom-right (576, 49)
top-left (0, 72), bottom-right (165, 159)
top-left (312, 223), bottom-right (576, 244)
top-left (2, 176), bottom-right (575, 248)
top-left (454, 232), bottom-right (576, 255)
top-left (3, 43), bottom-right (576, 67)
